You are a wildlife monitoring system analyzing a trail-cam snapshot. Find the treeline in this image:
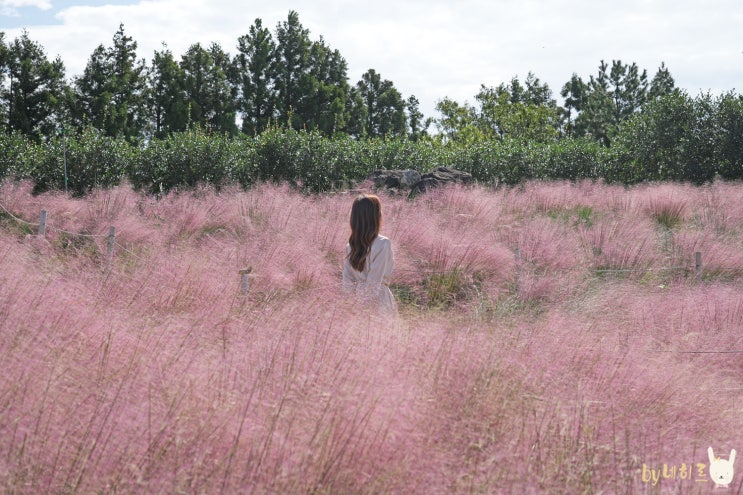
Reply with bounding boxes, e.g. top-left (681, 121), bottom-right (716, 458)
top-left (2, 88), bottom-right (741, 196)
top-left (0, 9), bottom-right (720, 145)
top-left (0, 10), bottom-right (741, 193)
top-left (0, 11), bottom-right (419, 141)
